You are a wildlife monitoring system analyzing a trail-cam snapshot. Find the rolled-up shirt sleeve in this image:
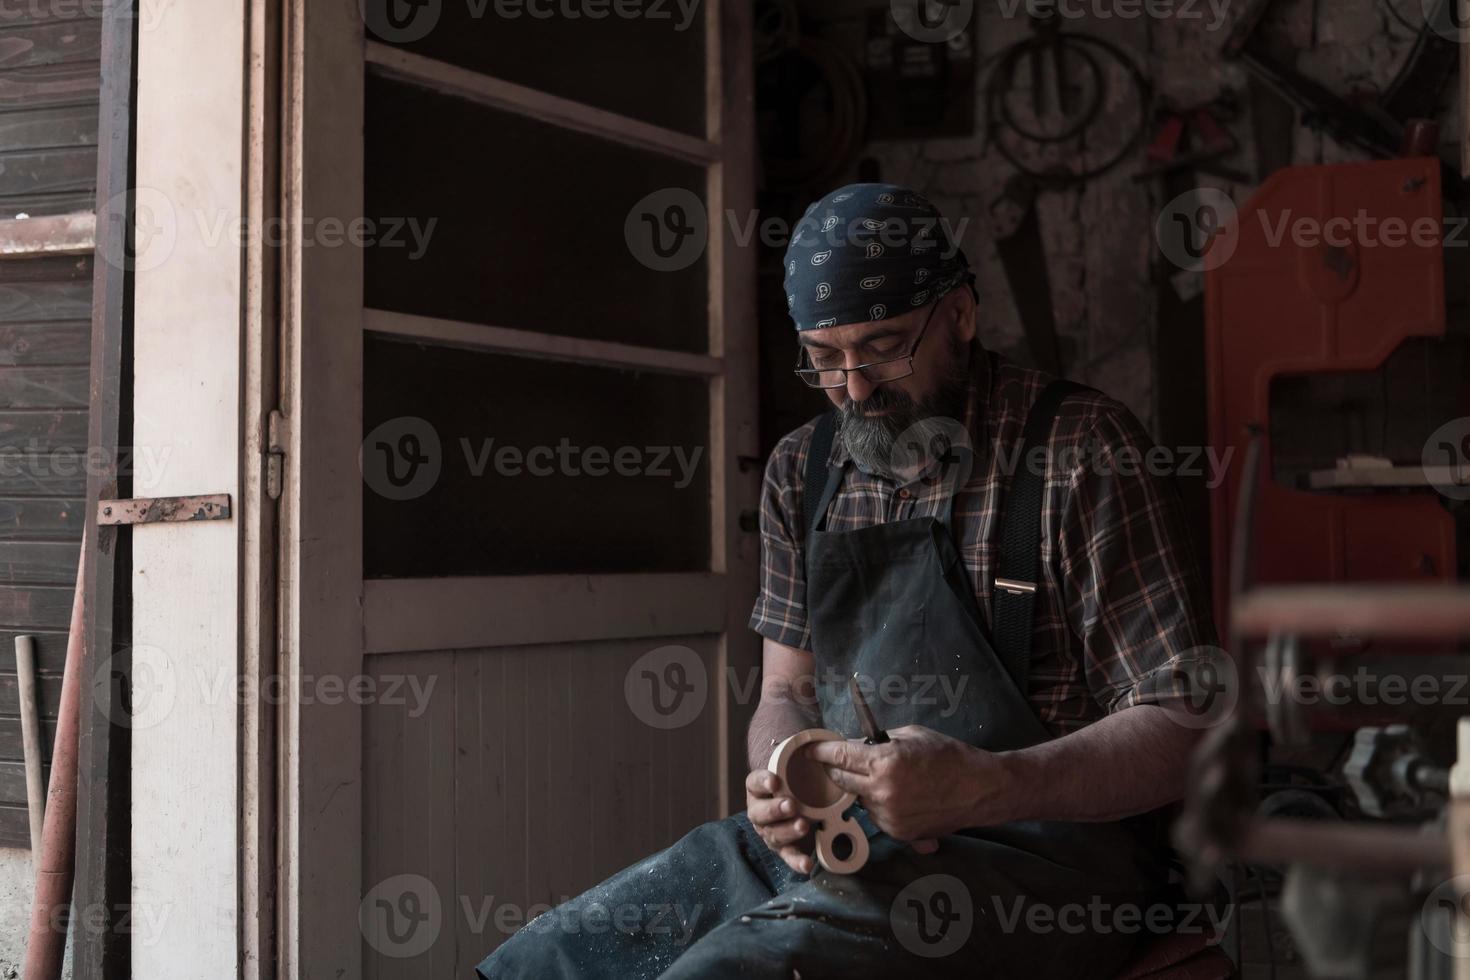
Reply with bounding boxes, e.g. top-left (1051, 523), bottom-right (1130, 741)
top-left (1058, 404), bottom-right (1220, 717)
top-left (748, 425), bottom-right (814, 651)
